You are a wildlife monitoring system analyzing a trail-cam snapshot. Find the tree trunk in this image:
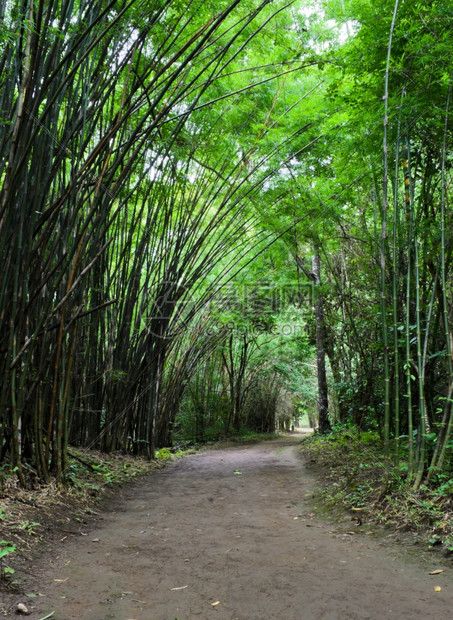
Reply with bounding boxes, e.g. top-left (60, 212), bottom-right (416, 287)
top-left (312, 249), bottom-right (331, 434)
